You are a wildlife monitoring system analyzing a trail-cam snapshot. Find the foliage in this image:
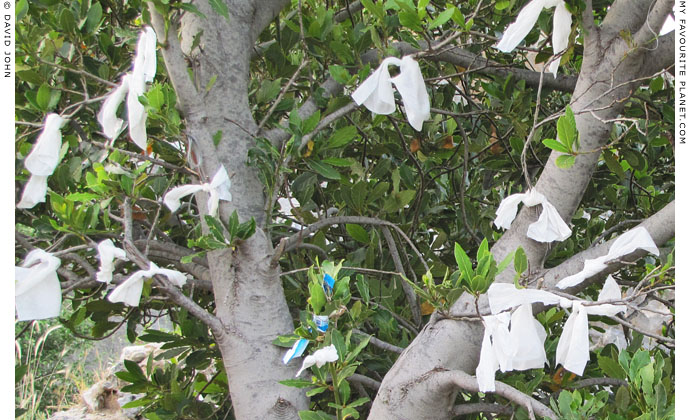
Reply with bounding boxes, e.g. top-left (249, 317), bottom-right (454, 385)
top-left (15, 0), bottom-right (674, 418)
